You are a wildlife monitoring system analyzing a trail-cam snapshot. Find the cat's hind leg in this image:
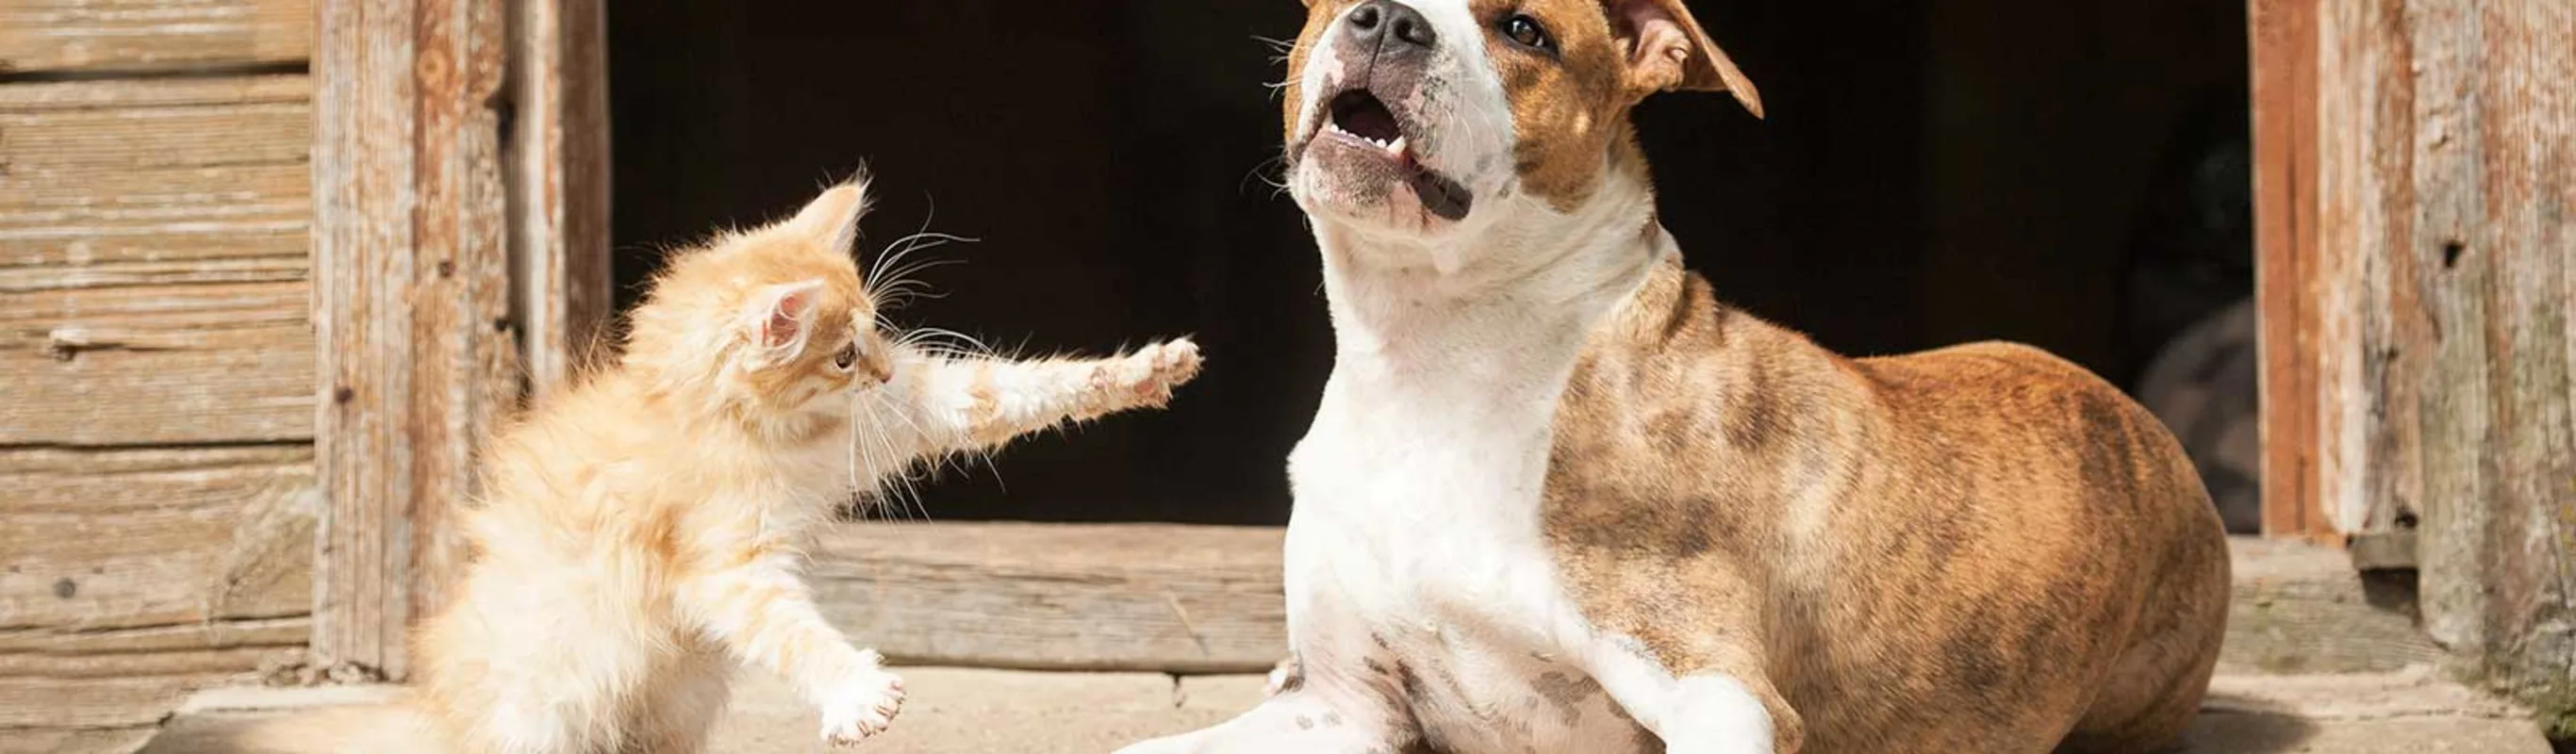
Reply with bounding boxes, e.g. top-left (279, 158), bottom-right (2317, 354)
top-left (622, 647), bottom-right (736, 754)
top-left (421, 569), bottom-right (660, 754)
